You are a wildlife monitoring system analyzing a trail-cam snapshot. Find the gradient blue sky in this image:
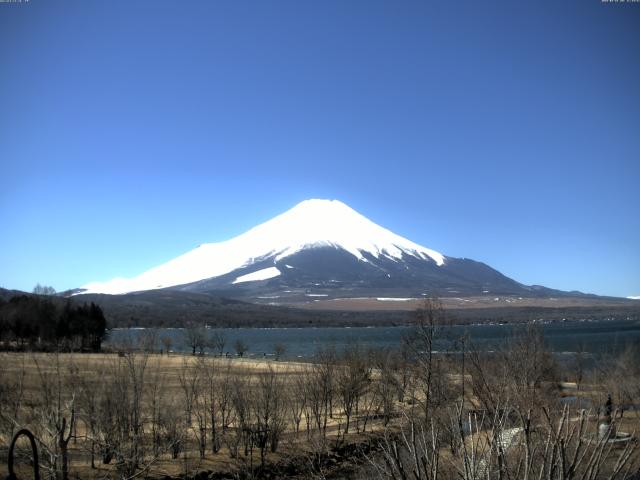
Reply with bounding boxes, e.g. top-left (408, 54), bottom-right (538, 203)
top-left (1, 0), bottom-right (639, 297)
